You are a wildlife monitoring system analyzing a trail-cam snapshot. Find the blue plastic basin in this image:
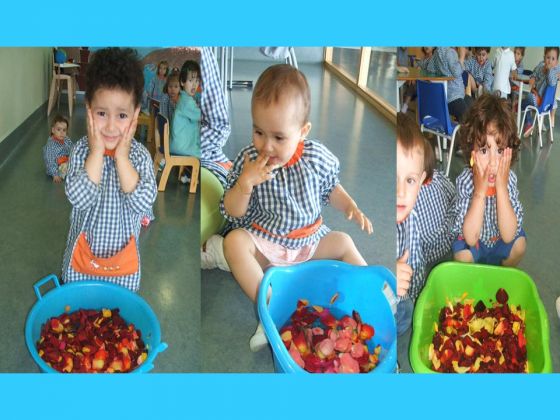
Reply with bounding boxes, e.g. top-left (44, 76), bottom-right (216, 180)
top-left (257, 260), bottom-right (397, 373)
top-left (25, 274), bottom-right (168, 373)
